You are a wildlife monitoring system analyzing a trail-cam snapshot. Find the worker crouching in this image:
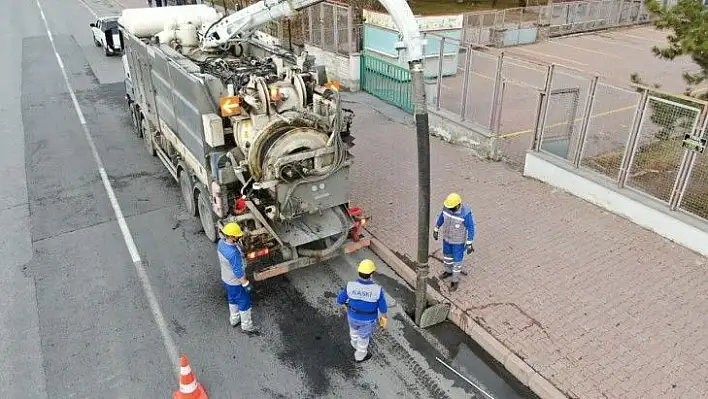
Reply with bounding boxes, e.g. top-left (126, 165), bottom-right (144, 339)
top-left (217, 222), bottom-right (256, 333)
top-left (337, 259), bottom-right (388, 363)
top-left (433, 193), bottom-right (476, 292)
